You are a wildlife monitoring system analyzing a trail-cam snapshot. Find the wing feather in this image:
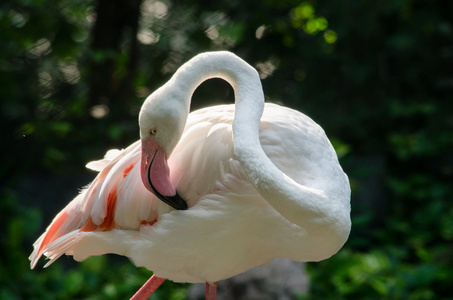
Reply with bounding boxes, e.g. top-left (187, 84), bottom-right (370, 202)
top-left (30, 140), bottom-right (162, 268)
